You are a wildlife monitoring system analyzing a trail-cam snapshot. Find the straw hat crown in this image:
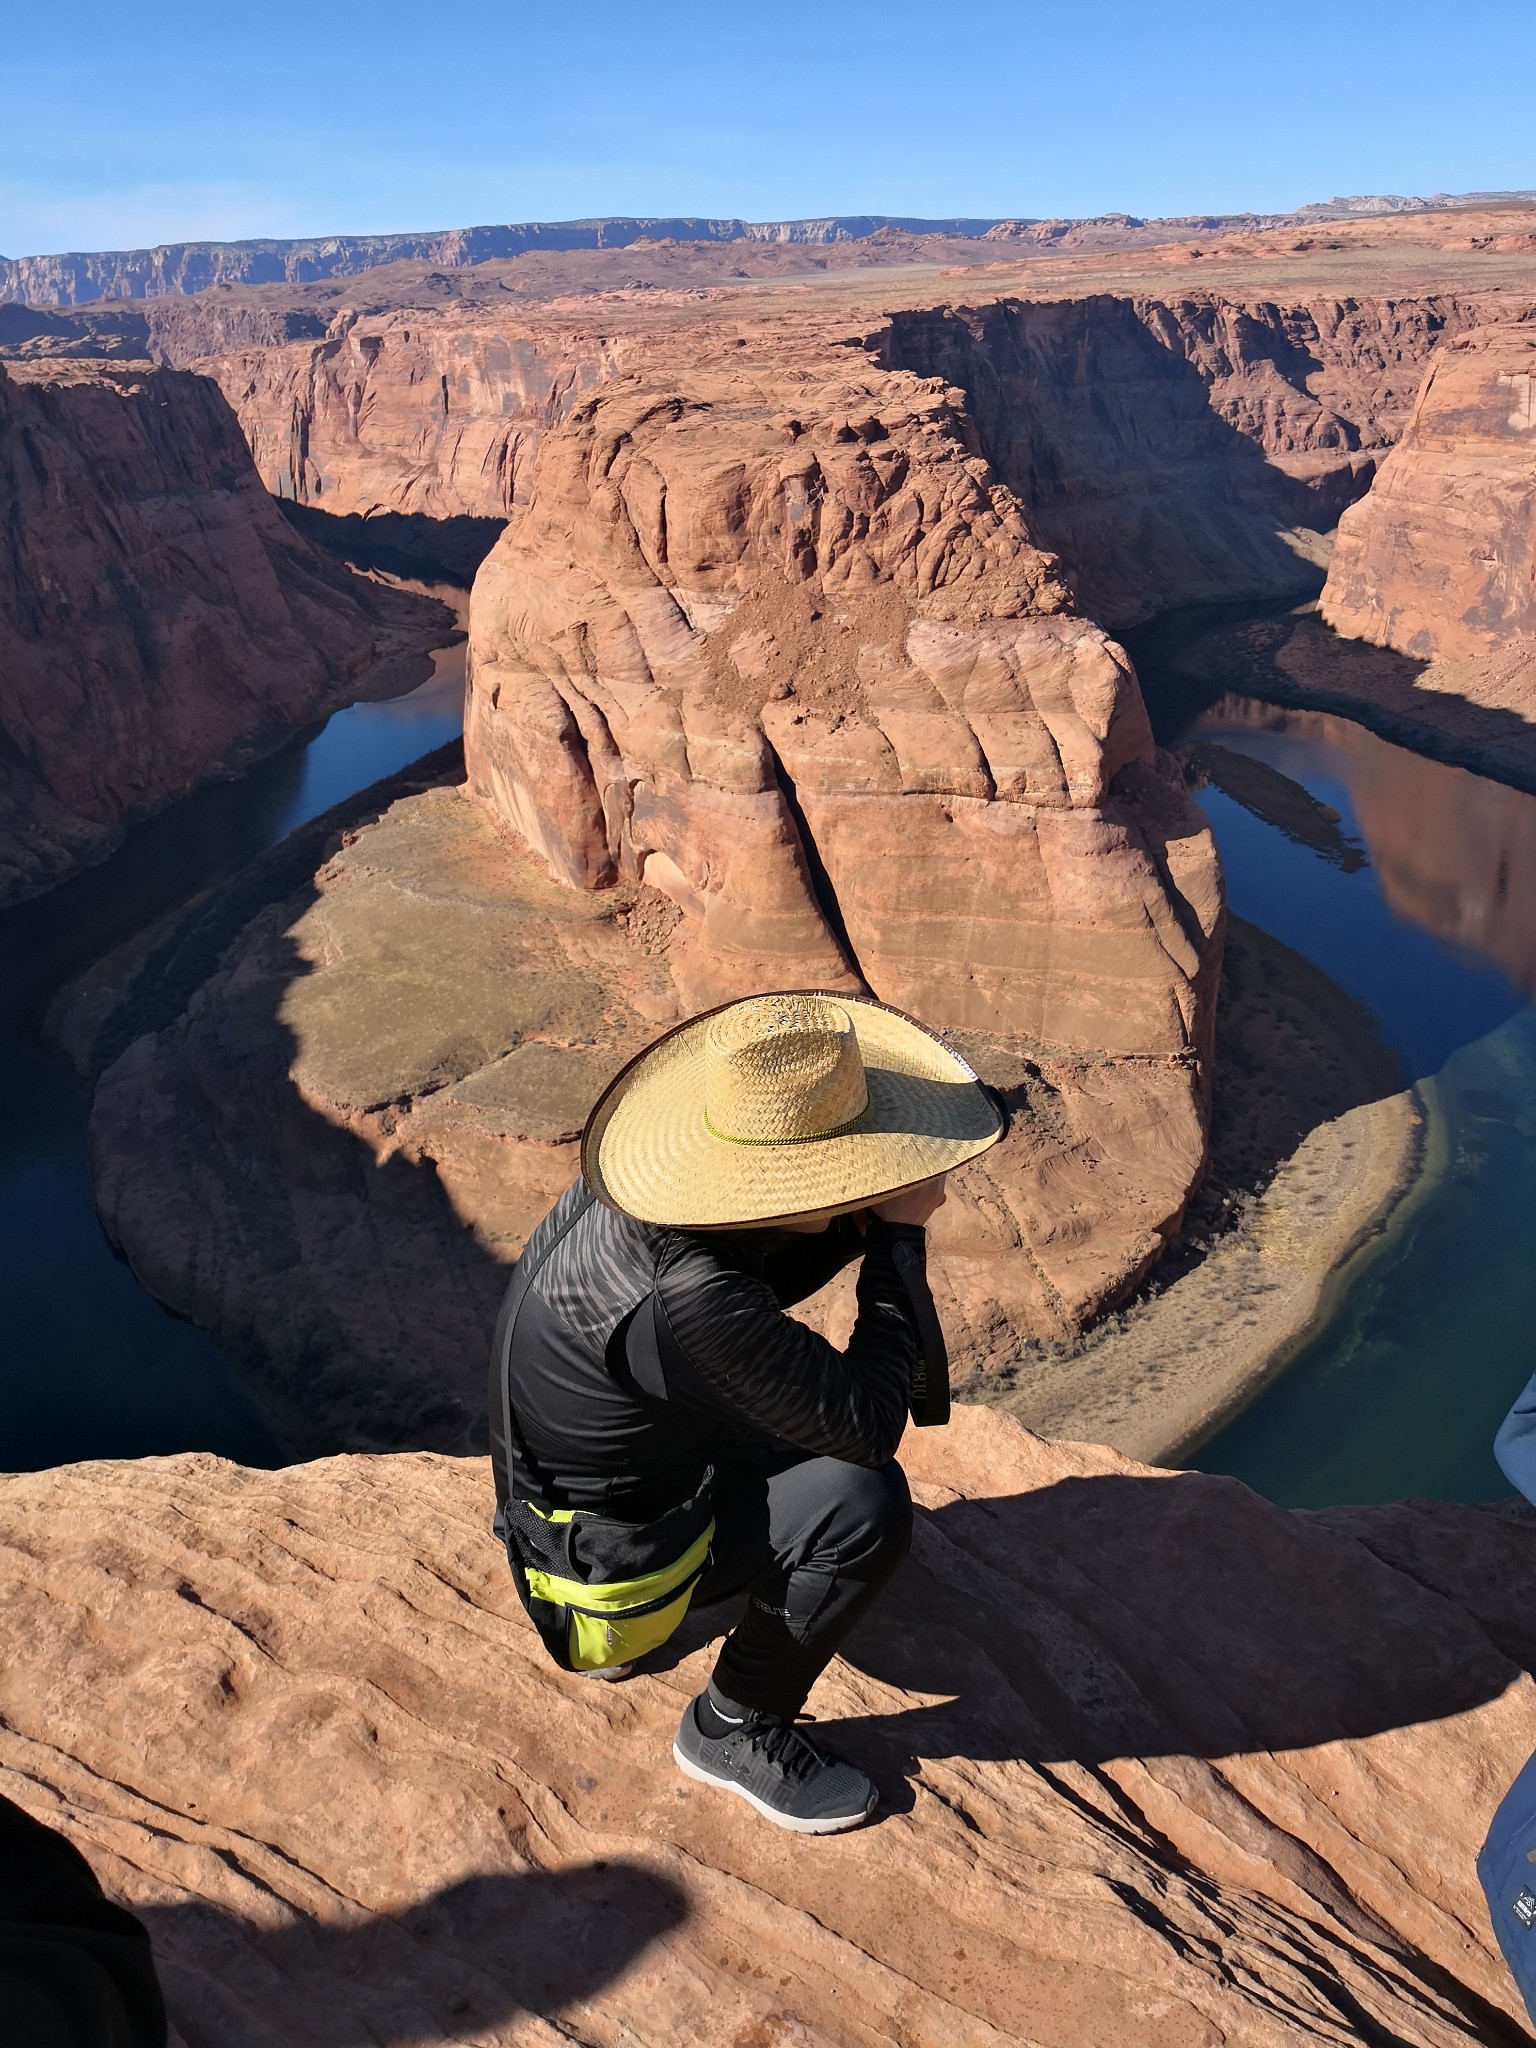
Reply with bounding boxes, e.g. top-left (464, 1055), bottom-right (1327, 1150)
top-left (704, 995), bottom-right (868, 1146)
top-left (582, 988), bottom-right (1006, 1229)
